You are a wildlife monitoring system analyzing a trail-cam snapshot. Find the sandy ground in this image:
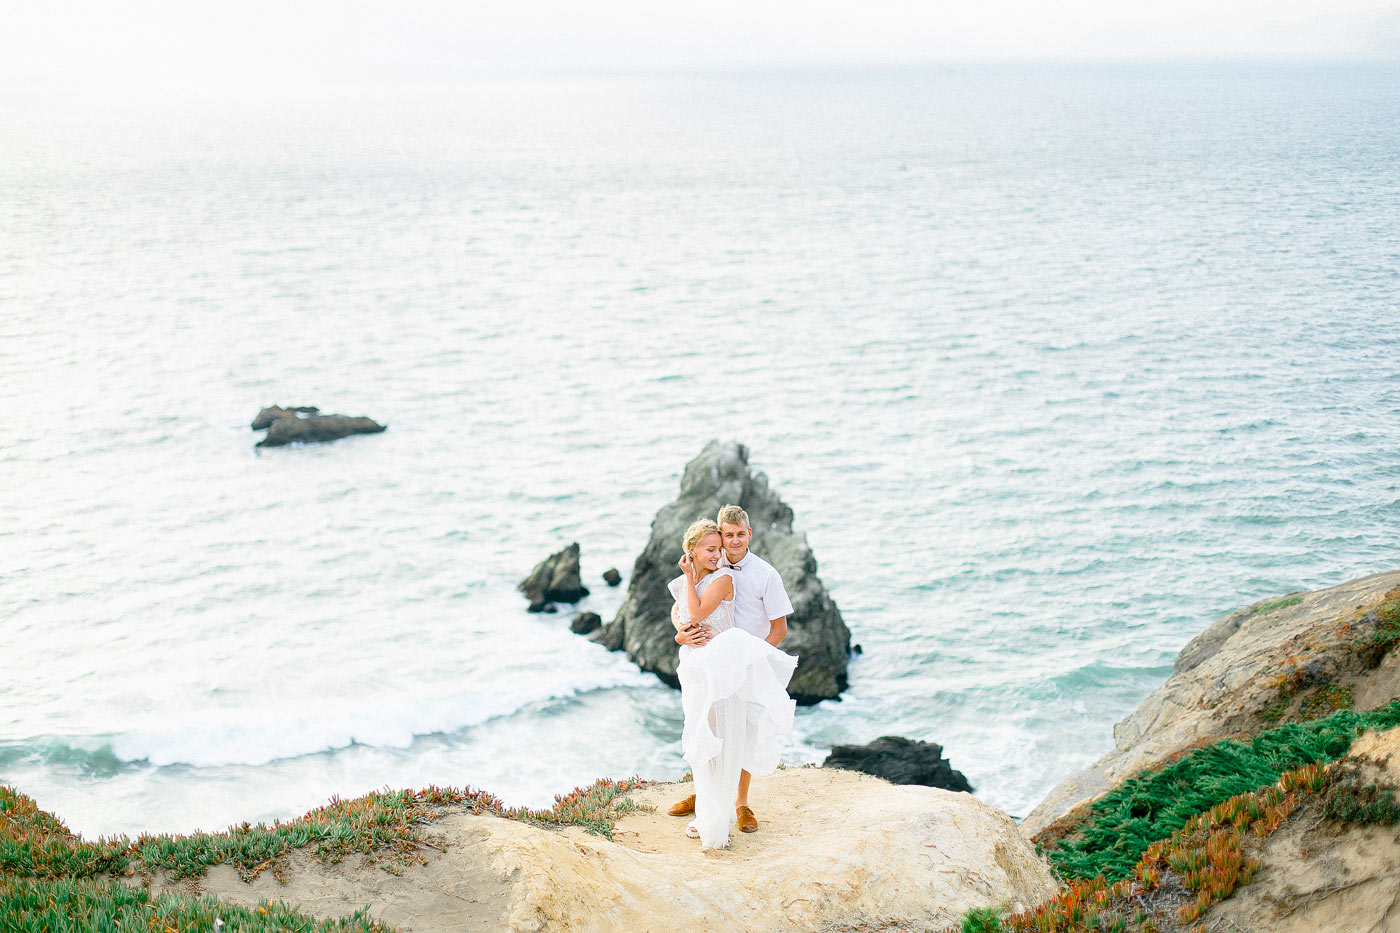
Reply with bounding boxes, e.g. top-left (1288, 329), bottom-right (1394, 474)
top-left (1210, 727), bottom-right (1400, 933)
top-left (152, 815), bottom-right (513, 931)
top-left (136, 769), bottom-right (1056, 933)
